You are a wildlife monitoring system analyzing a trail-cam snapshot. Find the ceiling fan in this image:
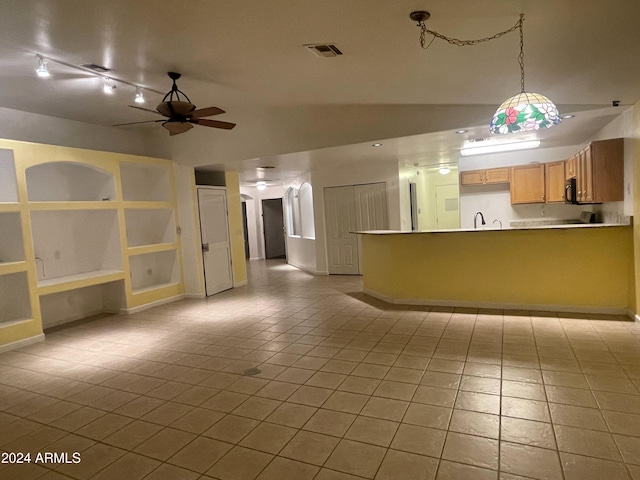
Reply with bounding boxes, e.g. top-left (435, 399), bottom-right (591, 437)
top-left (113, 72), bottom-right (236, 135)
